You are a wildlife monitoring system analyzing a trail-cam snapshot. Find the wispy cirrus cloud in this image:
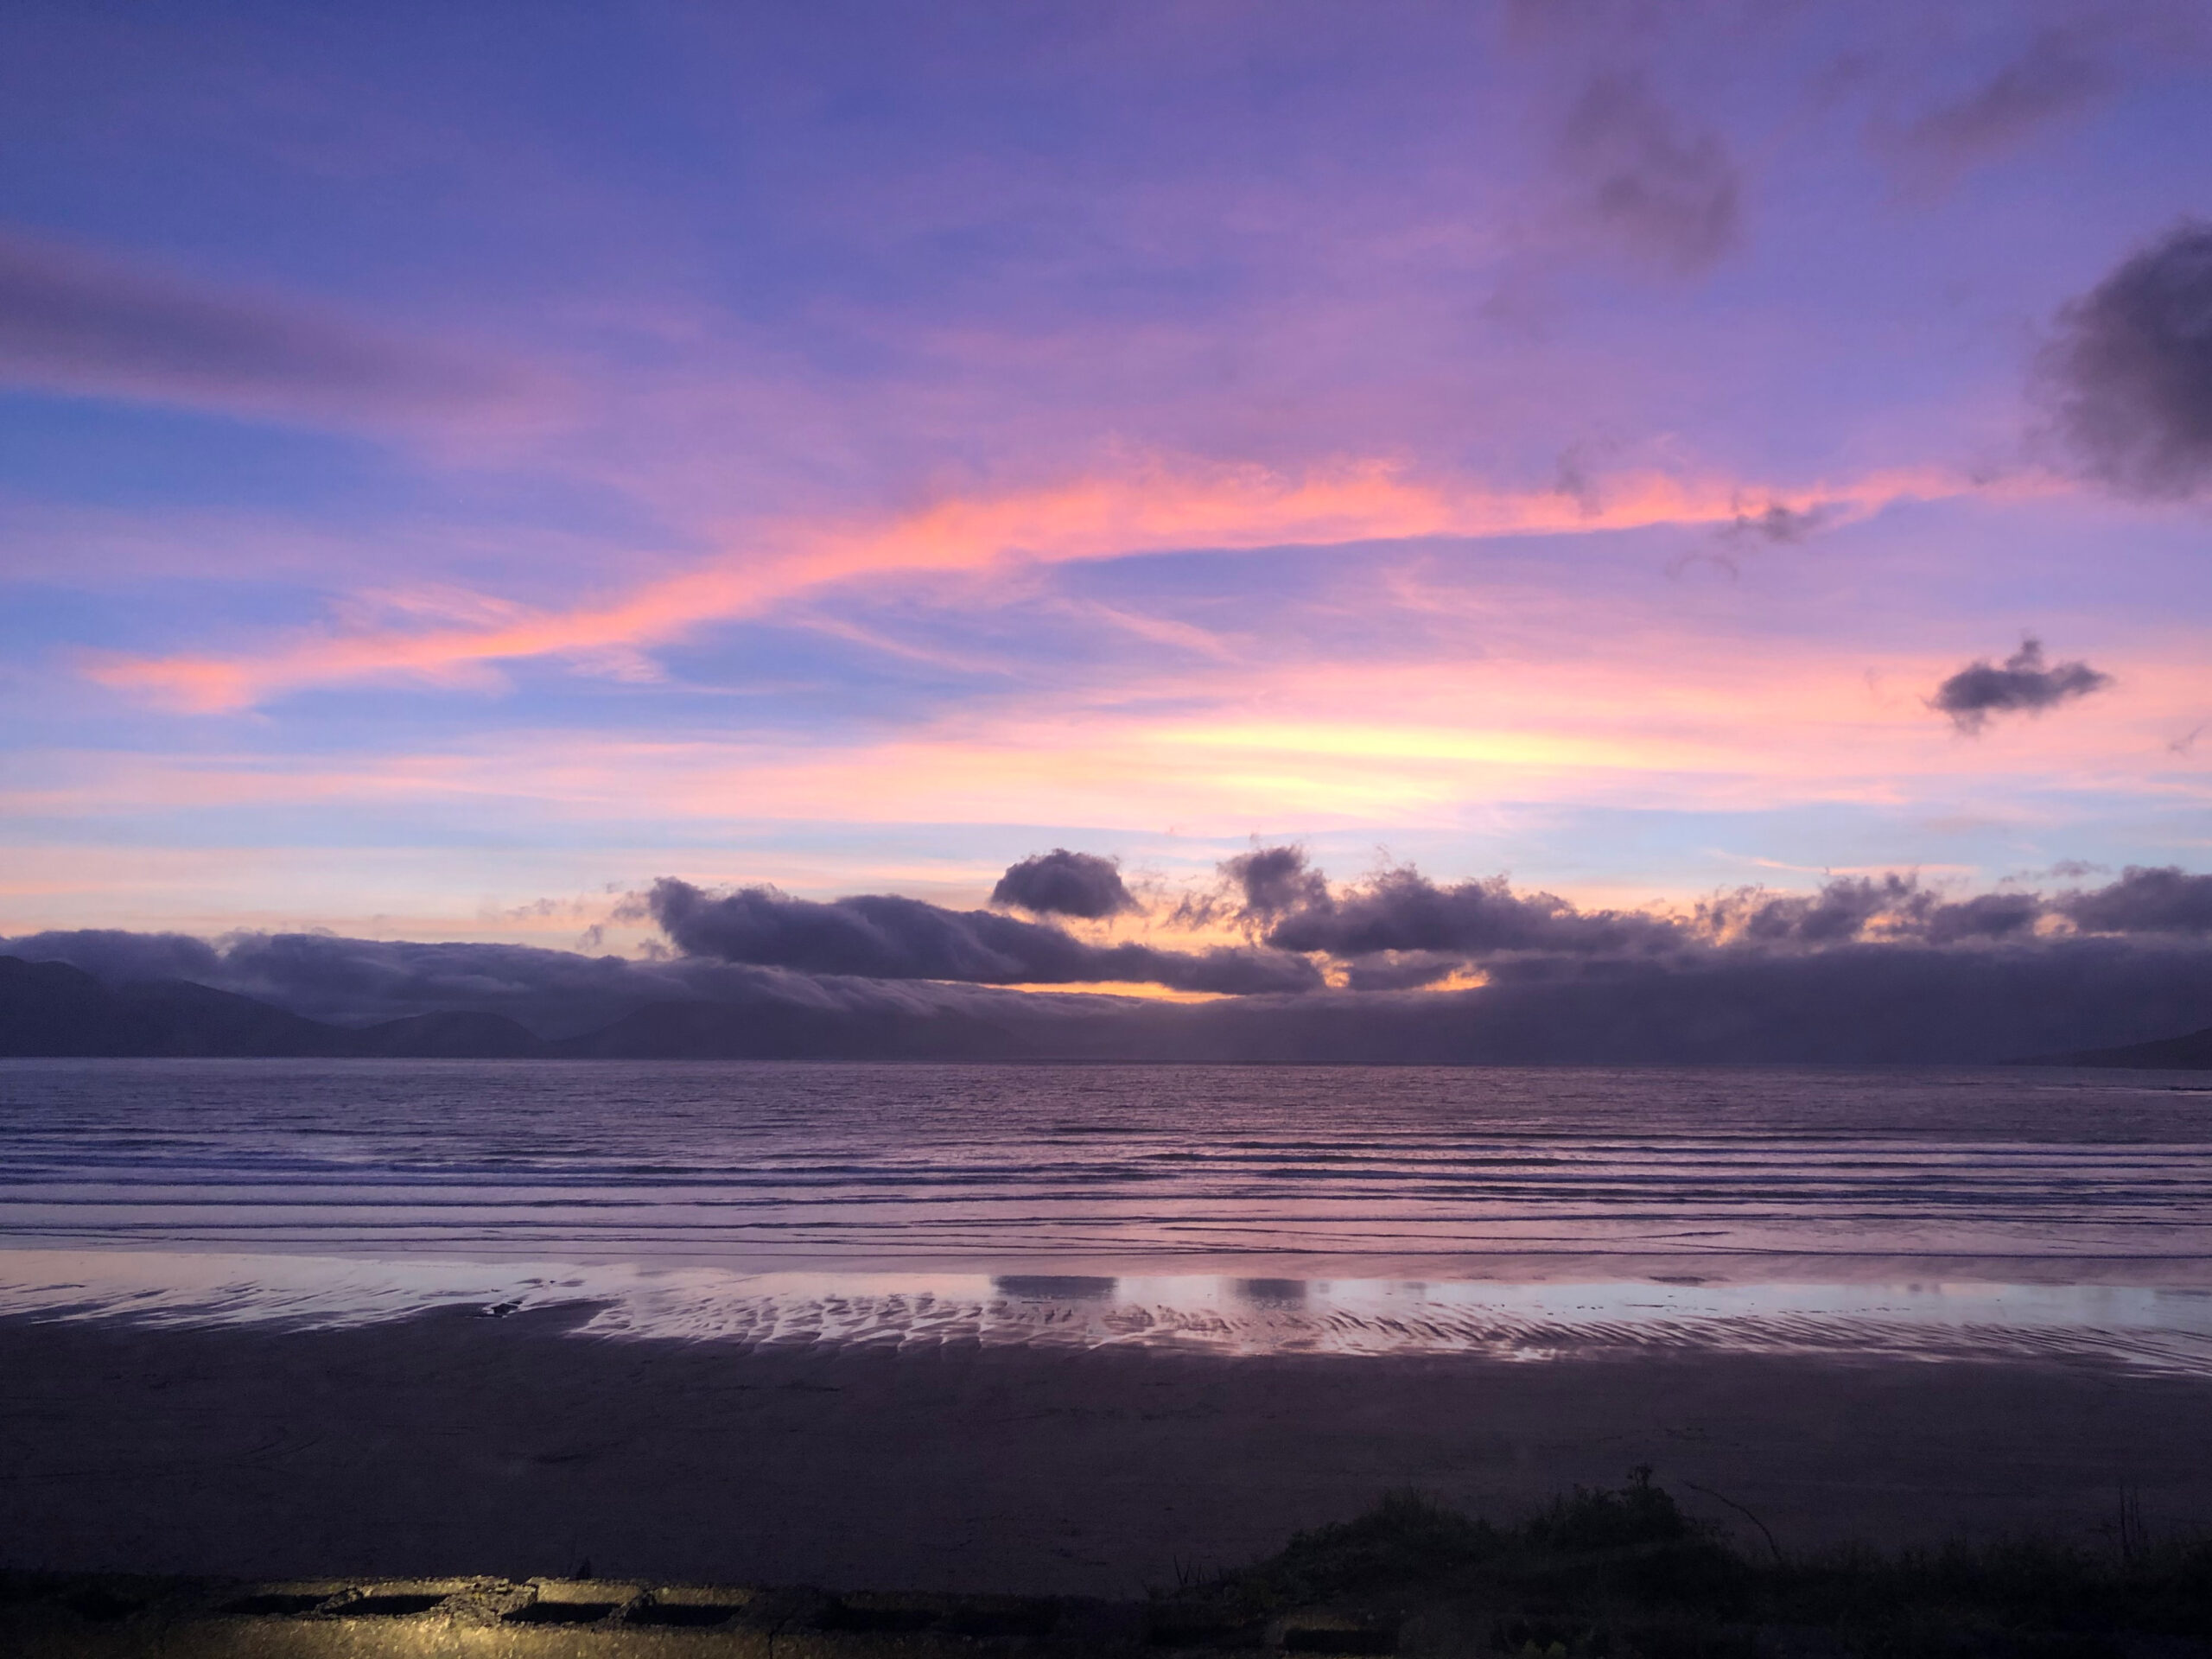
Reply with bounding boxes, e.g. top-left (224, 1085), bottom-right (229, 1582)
top-left (84, 458), bottom-right (1969, 713)
top-left (0, 226), bottom-right (556, 436)
top-left (1888, 28), bottom-right (2113, 188)
top-left (1554, 70), bottom-right (1742, 274)
top-left (42, 623), bottom-right (2209, 852)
